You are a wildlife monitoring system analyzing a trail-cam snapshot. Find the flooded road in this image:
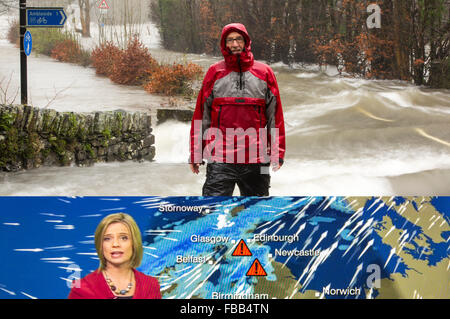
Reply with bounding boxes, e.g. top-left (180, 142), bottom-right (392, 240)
top-left (1, 12), bottom-right (450, 196)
